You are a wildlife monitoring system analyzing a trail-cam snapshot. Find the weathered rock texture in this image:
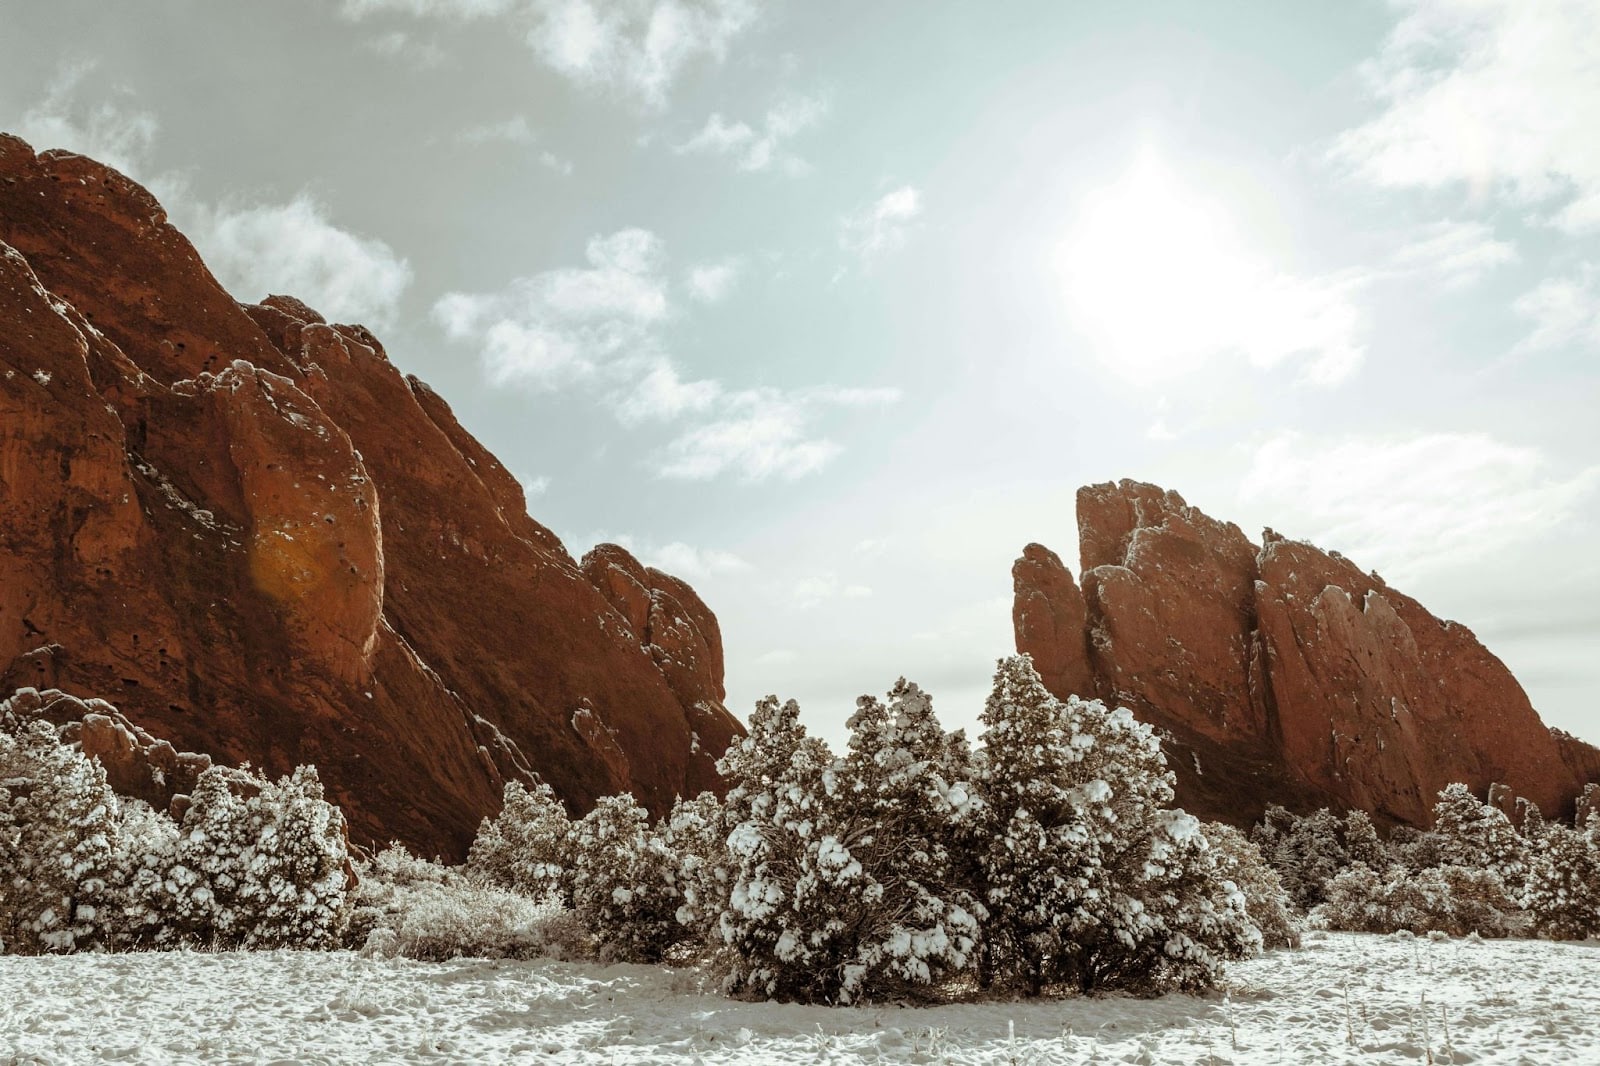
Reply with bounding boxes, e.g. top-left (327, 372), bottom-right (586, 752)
top-left (1015, 479), bottom-right (1600, 828)
top-left (0, 136), bottom-right (742, 858)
